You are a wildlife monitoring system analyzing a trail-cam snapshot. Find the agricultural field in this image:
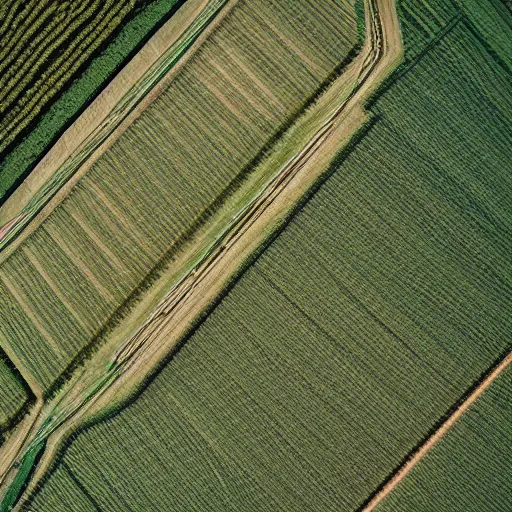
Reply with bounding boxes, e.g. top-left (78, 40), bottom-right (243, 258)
top-left (398, 0), bottom-right (459, 59)
top-left (0, 0), bottom-right (359, 395)
top-left (20, 2), bottom-right (512, 510)
top-left (20, 464), bottom-right (98, 512)
top-left (0, 0), bottom-right (511, 510)
top-left (453, 0), bottom-right (512, 68)
top-left (398, 0), bottom-right (512, 65)
top-left (0, 0), bottom-right (182, 201)
top-left (0, 353), bottom-right (28, 441)
top-left (377, 366), bottom-right (512, 511)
